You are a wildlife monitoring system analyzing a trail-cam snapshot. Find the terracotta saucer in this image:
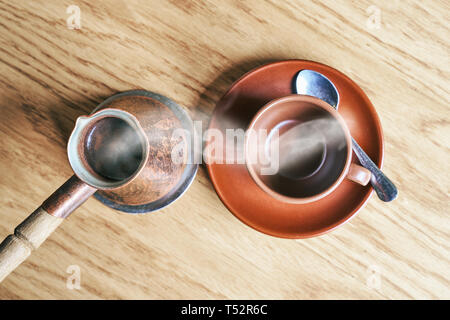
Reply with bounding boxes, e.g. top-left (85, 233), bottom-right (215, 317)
top-left (206, 60), bottom-right (384, 238)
